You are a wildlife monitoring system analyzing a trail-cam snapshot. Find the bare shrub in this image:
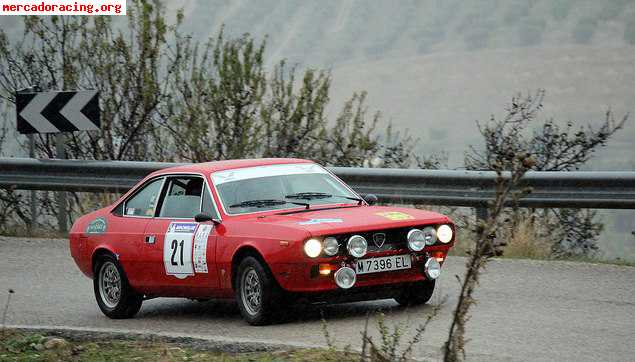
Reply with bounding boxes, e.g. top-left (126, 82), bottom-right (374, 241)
top-left (465, 89), bottom-right (627, 259)
top-left (320, 301), bottom-right (443, 362)
top-left (444, 94), bottom-right (537, 362)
